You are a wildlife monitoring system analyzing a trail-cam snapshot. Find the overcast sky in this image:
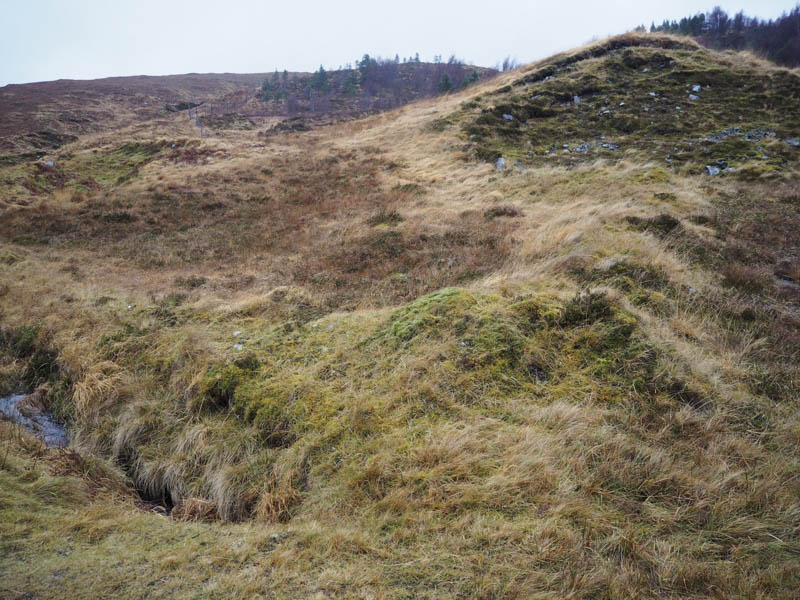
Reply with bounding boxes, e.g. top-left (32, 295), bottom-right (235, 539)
top-left (0, 1), bottom-right (794, 86)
